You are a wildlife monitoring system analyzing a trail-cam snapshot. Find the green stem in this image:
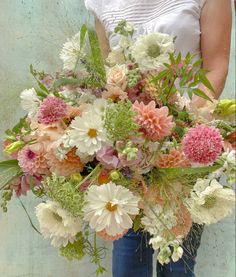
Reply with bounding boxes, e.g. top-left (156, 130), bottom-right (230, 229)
top-left (75, 163), bottom-right (102, 190)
